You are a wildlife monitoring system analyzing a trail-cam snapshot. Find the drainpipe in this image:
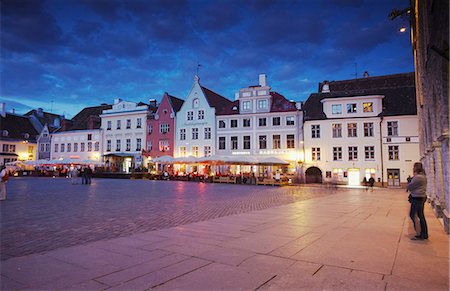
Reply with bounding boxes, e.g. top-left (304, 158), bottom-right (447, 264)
top-left (379, 115), bottom-right (384, 187)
